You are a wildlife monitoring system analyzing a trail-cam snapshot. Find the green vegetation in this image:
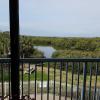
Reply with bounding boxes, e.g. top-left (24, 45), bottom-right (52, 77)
top-left (0, 31), bottom-right (100, 58)
top-left (0, 32), bottom-right (44, 58)
top-left (0, 31), bottom-right (10, 57)
top-left (52, 50), bottom-right (100, 58)
top-left (22, 71), bottom-right (48, 81)
top-left (20, 34), bottom-right (100, 58)
top-left (0, 31), bottom-right (100, 74)
top-left (0, 32), bottom-right (100, 96)
top-left (28, 36), bottom-right (100, 51)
